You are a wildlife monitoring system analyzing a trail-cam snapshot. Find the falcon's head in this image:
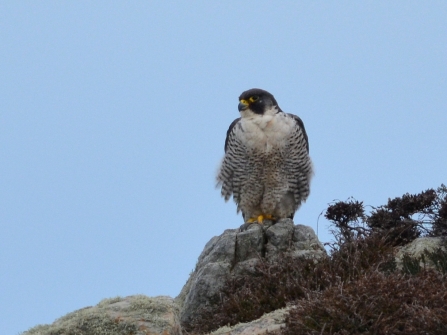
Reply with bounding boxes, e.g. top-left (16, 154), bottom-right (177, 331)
top-left (238, 88), bottom-right (279, 115)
